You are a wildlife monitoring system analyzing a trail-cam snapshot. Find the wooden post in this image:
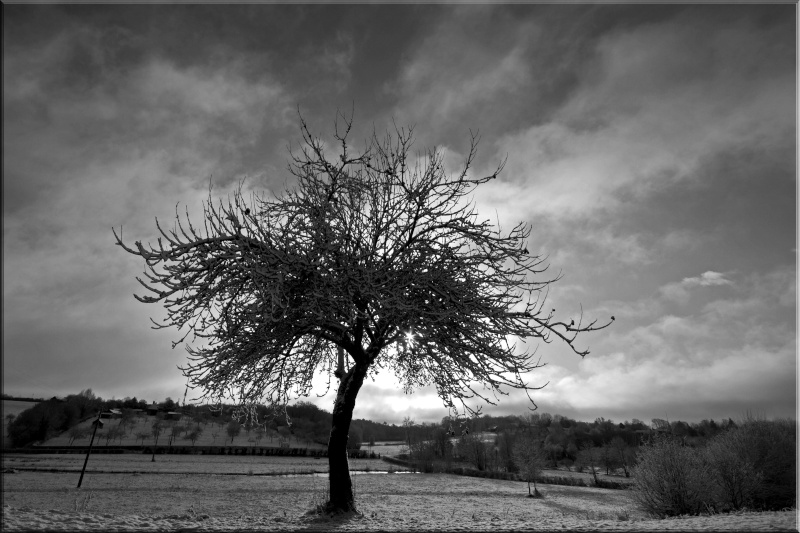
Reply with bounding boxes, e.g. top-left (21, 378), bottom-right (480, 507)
top-left (77, 413), bottom-right (102, 488)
